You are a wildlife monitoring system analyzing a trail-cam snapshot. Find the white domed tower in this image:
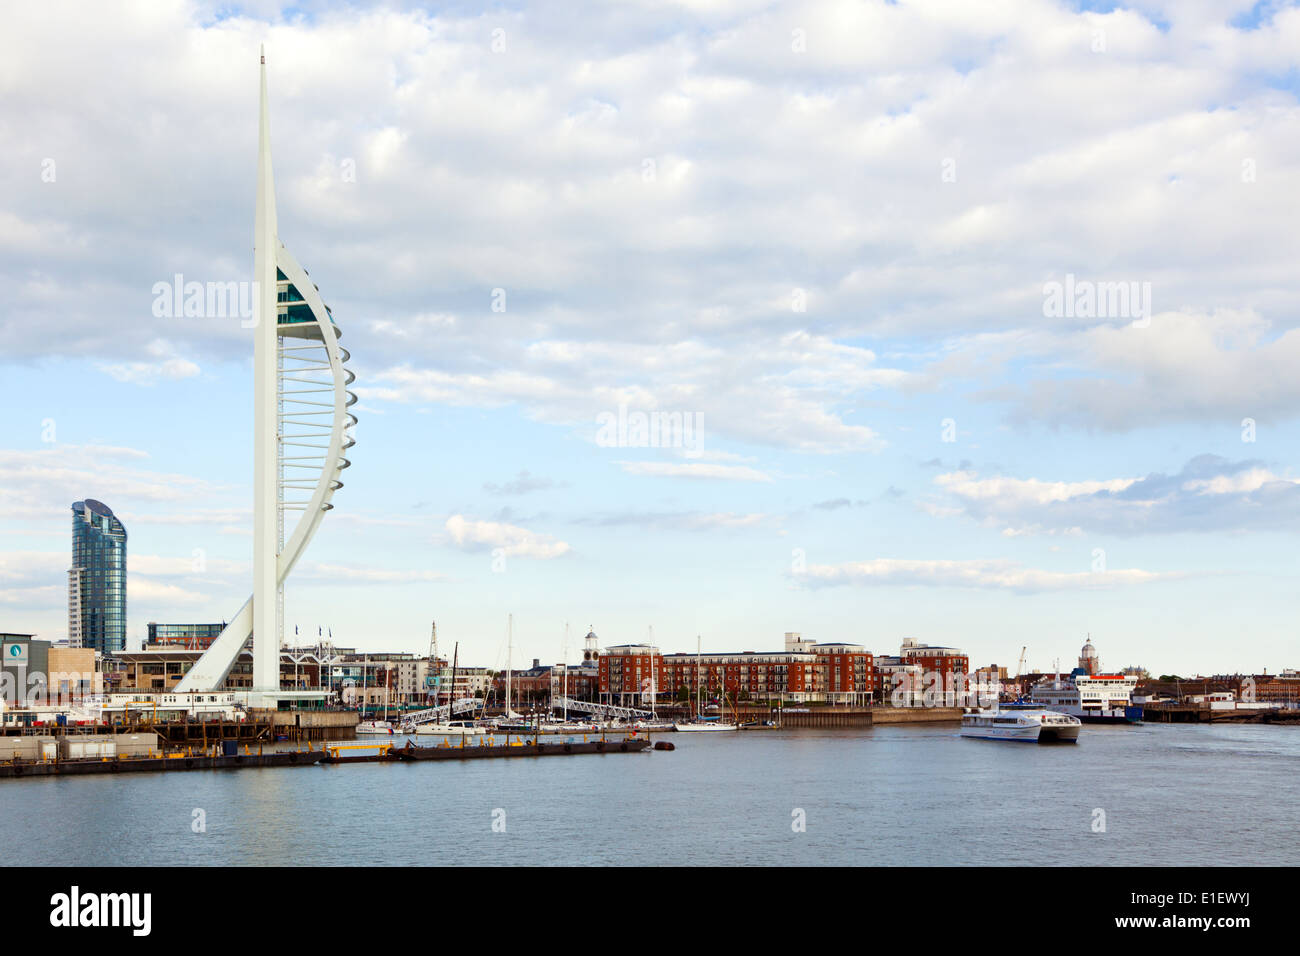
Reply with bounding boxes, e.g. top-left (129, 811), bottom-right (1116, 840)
top-left (1078, 637), bottom-right (1099, 676)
